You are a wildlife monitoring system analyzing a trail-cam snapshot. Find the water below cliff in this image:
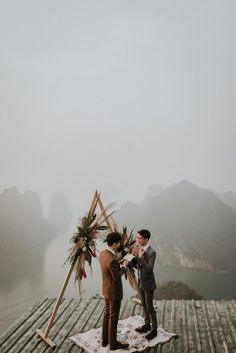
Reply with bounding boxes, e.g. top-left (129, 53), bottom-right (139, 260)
top-left (1, 234), bottom-right (236, 335)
